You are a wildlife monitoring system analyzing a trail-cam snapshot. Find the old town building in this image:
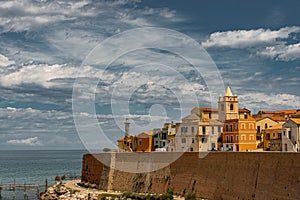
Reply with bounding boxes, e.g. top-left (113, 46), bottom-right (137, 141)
top-left (220, 86), bottom-right (257, 151)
